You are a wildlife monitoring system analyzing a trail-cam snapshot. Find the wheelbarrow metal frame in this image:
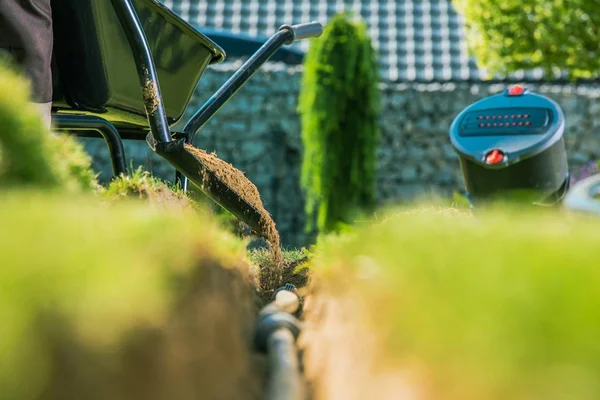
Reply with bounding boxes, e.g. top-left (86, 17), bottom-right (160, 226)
top-left (144, 20), bottom-right (323, 234)
top-left (51, 0), bottom-right (225, 180)
top-left (51, 0), bottom-right (322, 235)
top-left (50, 0), bottom-right (318, 178)
top-left (51, 0), bottom-right (225, 130)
